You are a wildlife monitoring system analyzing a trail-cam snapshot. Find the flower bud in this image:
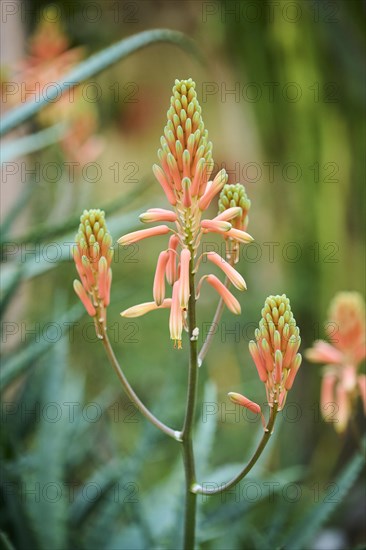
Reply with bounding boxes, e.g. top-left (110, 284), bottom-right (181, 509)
top-left (157, 79), bottom-right (213, 203)
top-left (73, 209), bottom-right (113, 334)
top-left (218, 184), bottom-right (251, 262)
top-left (250, 295), bottom-right (301, 410)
